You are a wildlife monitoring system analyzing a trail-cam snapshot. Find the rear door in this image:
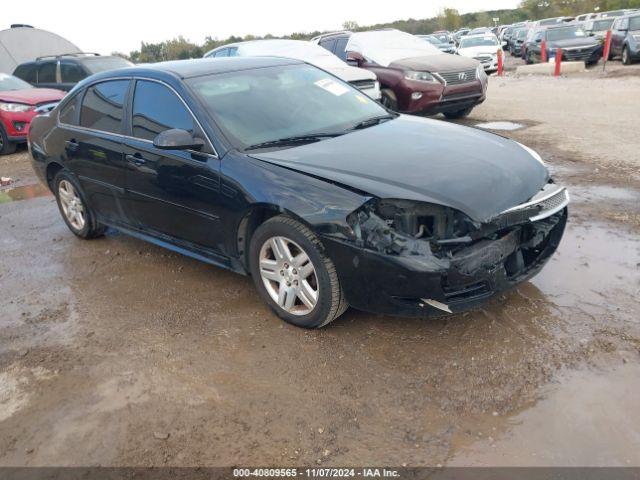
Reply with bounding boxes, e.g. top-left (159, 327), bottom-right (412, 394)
top-left (60, 61), bottom-right (89, 91)
top-left (62, 79), bottom-right (132, 223)
top-left (36, 61), bottom-right (59, 89)
top-left (122, 79), bottom-right (225, 254)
